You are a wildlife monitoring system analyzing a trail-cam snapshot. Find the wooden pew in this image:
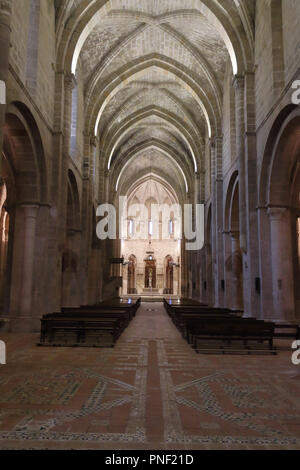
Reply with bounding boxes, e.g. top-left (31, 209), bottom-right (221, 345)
top-left (40, 315), bottom-right (123, 347)
top-left (174, 312), bottom-right (234, 335)
top-left (163, 298), bottom-right (275, 354)
top-left (191, 318), bottom-right (275, 353)
top-left (39, 298), bottom-right (141, 348)
top-left (164, 302), bottom-right (238, 325)
top-left (273, 323), bottom-right (300, 340)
